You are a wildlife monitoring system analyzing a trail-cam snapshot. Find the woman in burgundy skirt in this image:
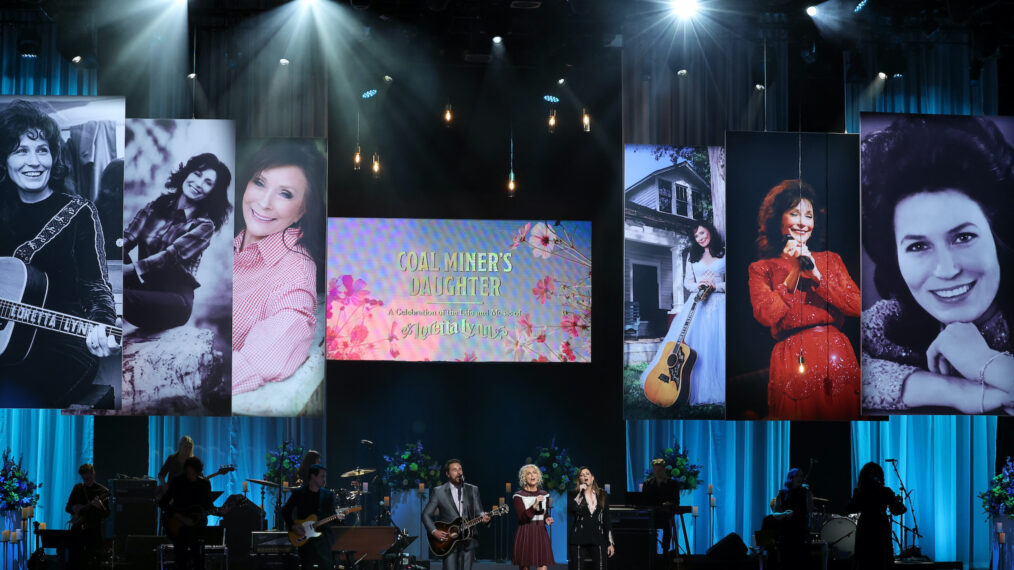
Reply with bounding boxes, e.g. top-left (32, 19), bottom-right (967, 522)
top-left (513, 464), bottom-right (555, 570)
